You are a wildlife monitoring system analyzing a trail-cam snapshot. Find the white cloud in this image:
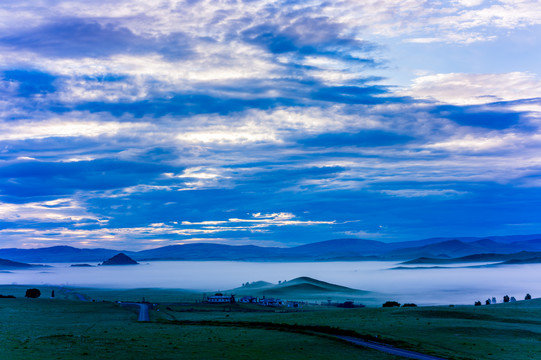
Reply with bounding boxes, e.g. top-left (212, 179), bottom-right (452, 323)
top-left (378, 189), bottom-right (468, 197)
top-left (0, 116), bottom-right (149, 141)
top-left (400, 72), bottom-right (541, 105)
top-left (0, 210), bottom-right (335, 249)
top-left (182, 212), bottom-right (334, 227)
top-left (454, 0), bottom-right (485, 7)
top-left (173, 106), bottom-right (382, 146)
top-left (0, 48), bottom-right (280, 103)
top-left (426, 133), bottom-right (515, 152)
top-left (178, 128), bottom-right (280, 145)
top-left (0, 198), bottom-right (102, 222)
